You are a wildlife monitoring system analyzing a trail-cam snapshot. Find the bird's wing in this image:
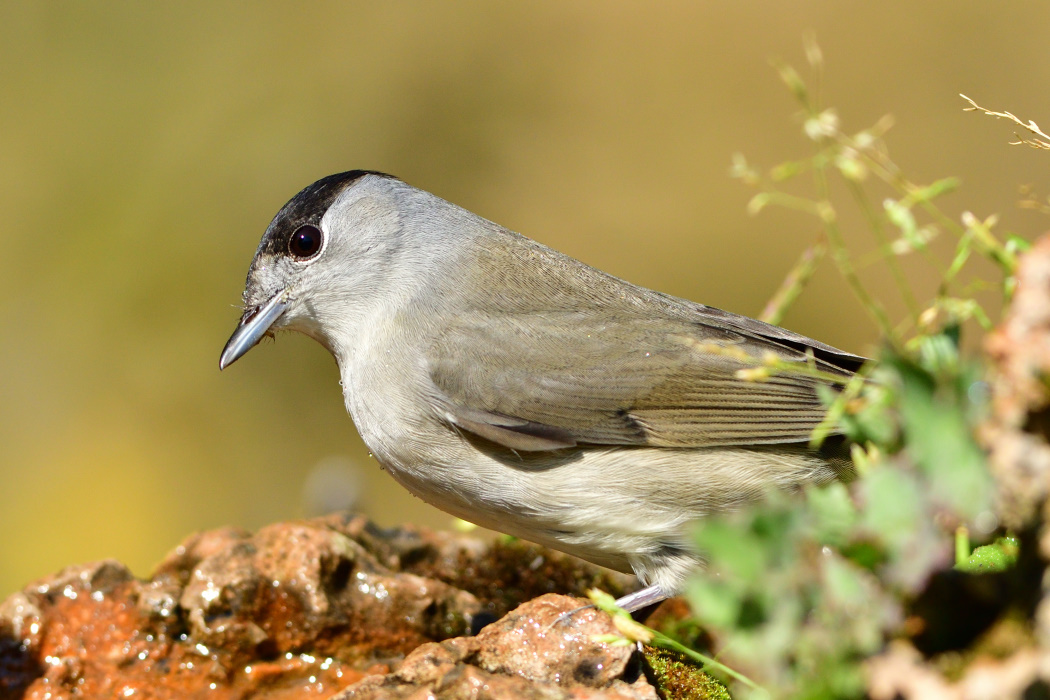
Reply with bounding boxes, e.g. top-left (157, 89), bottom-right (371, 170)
top-left (427, 309), bottom-right (861, 452)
